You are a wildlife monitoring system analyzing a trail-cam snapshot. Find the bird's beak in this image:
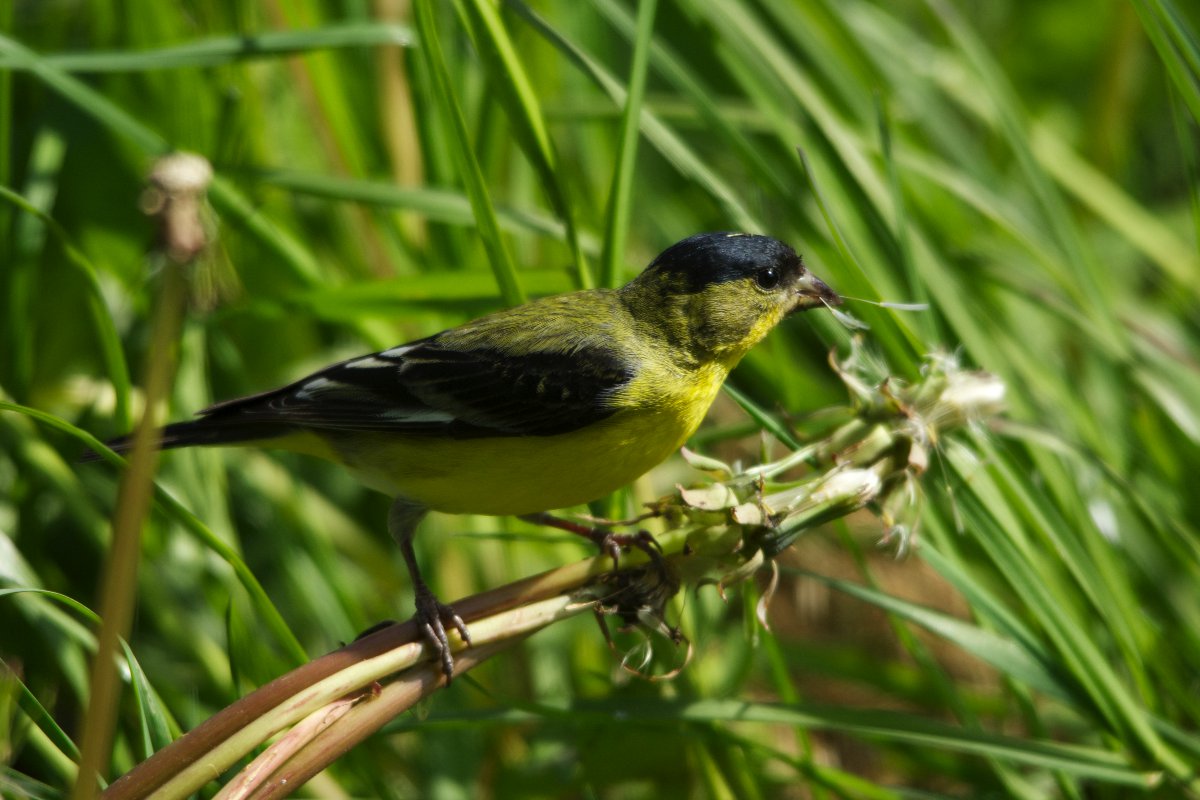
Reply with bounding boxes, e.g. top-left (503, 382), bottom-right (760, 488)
top-left (791, 271), bottom-right (842, 312)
